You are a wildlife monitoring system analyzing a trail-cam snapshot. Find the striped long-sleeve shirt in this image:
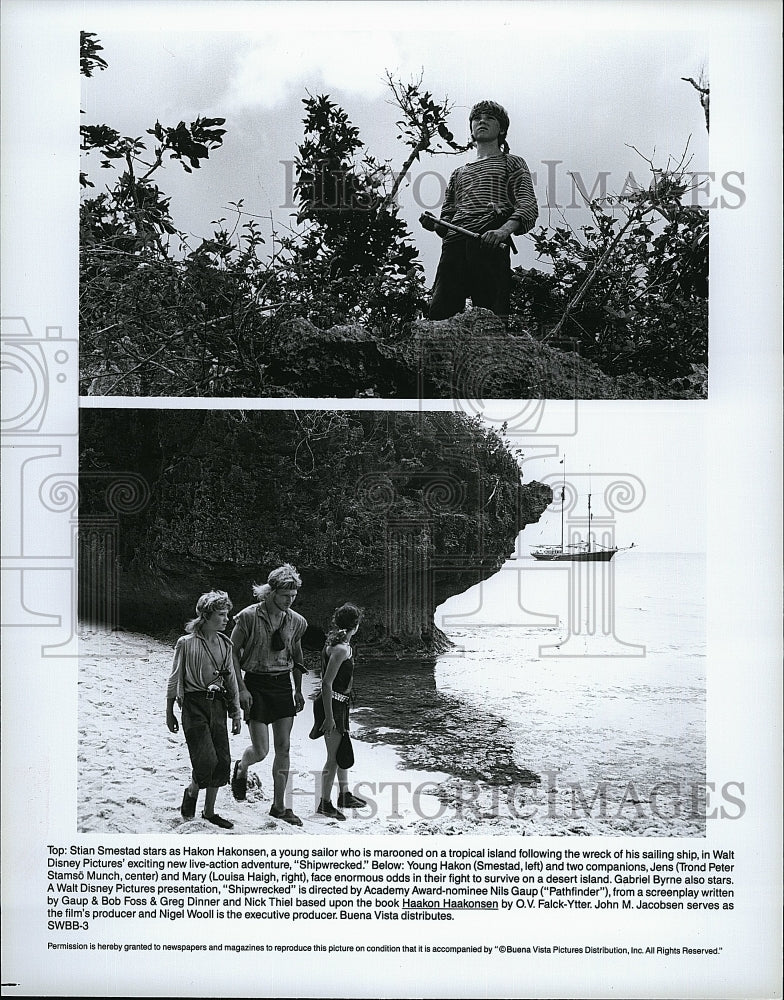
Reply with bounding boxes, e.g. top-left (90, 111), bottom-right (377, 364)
top-left (440, 152), bottom-right (538, 242)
